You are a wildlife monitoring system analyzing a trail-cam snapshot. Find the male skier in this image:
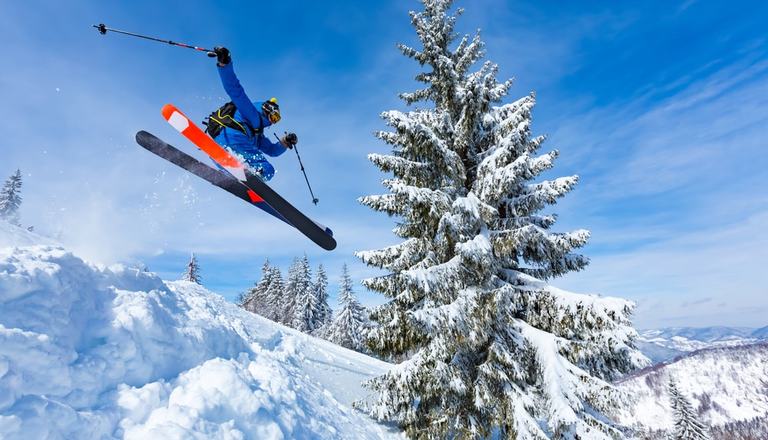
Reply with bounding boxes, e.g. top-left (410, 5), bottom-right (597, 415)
top-left (205, 46), bottom-right (298, 181)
